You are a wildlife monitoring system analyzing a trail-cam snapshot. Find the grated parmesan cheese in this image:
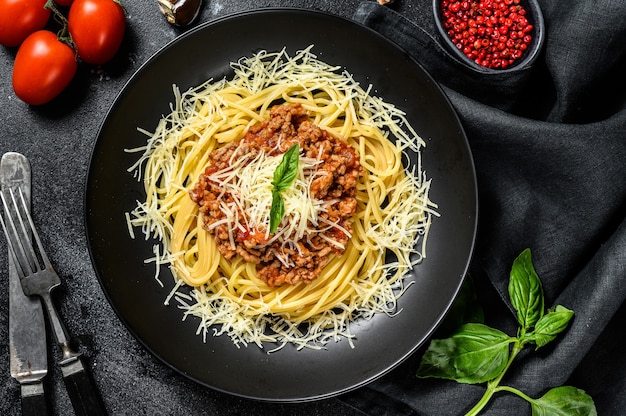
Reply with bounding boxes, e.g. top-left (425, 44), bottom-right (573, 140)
top-left (125, 46), bottom-right (439, 351)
